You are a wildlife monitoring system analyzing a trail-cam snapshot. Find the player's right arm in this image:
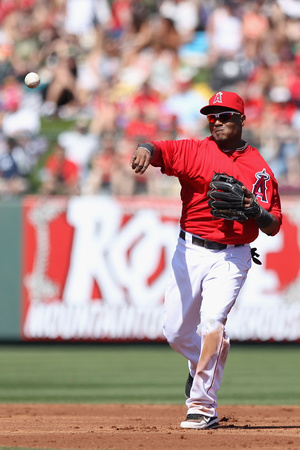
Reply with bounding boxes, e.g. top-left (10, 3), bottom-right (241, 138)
top-left (131, 138), bottom-right (200, 178)
top-left (130, 143), bottom-right (156, 174)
